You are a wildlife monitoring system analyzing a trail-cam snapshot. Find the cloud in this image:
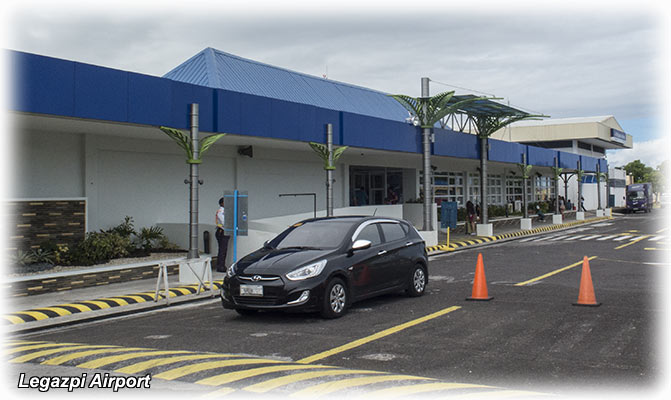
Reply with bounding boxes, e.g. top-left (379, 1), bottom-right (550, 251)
top-left (606, 138), bottom-right (671, 169)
